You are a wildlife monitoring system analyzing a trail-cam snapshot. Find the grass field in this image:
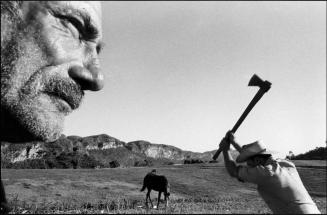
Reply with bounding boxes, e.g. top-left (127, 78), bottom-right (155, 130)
top-left (1, 161), bottom-right (326, 214)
